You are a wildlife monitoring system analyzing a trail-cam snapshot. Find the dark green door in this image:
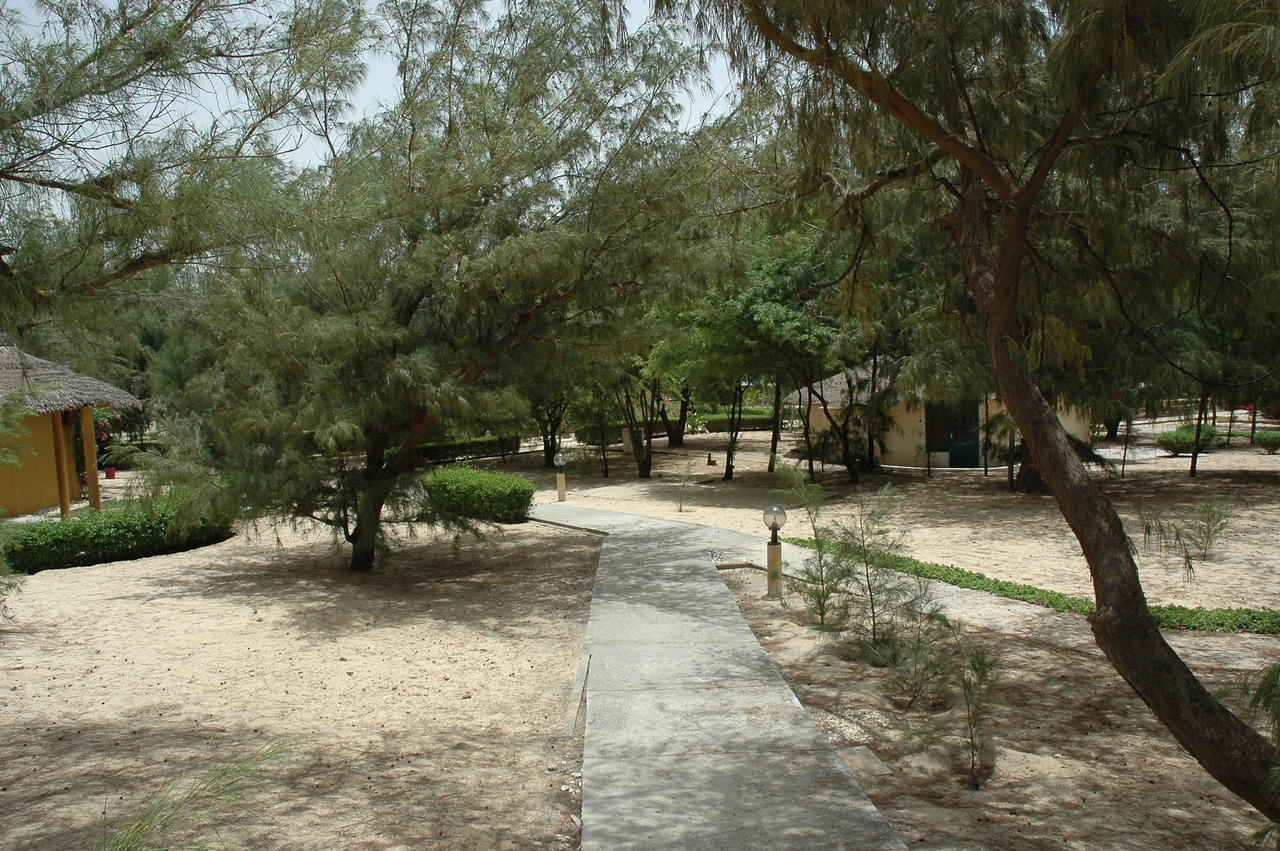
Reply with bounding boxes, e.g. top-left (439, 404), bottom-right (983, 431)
top-left (948, 402), bottom-right (981, 467)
